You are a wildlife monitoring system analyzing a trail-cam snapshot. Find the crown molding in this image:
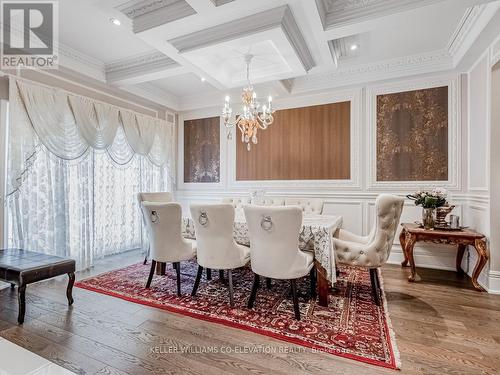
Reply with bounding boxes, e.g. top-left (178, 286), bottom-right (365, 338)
top-left (168, 5), bottom-right (315, 72)
top-left (447, 4), bottom-right (498, 67)
top-left (290, 49), bottom-right (453, 94)
top-left (116, 0), bottom-right (196, 33)
top-left (318, 0), bottom-right (446, 30)
top-left (58, 43), bottom-right (106, 82)
top-left (211, 0), bottom-right (234, 6)
top-left (122, 82), bottom-right (180, 111)
top-left (105, 51), bottom-right (184, 84)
